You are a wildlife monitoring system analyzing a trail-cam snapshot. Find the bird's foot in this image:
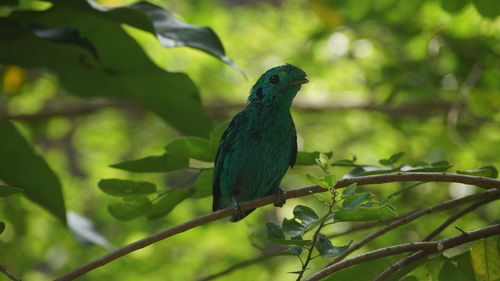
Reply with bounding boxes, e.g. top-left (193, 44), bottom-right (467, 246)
top-left (230, 197), bottom-right (245, 222)
top-left (273, 187), bottom-right (286, 207)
